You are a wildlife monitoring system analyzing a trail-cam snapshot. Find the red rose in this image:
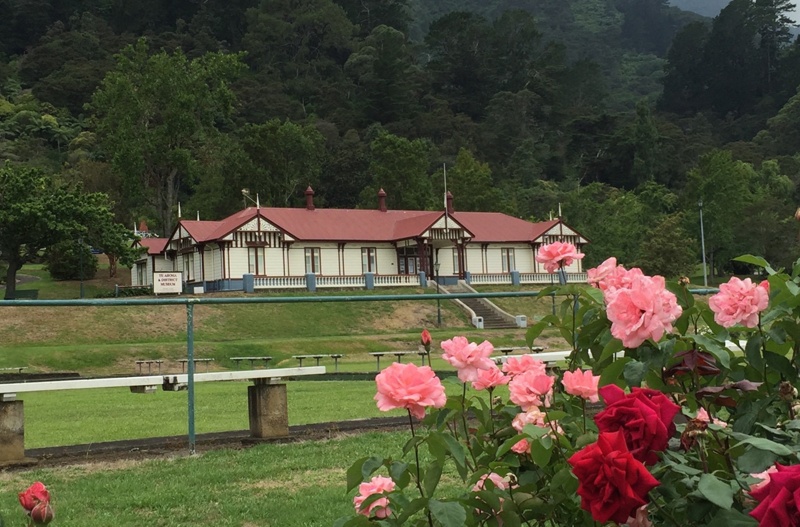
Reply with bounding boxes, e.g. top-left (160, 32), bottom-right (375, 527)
top-left (750, 463), bottom-right (800, 526)
top-left (568, 431), bottom-right (660, 523)
top-left (18, 482), bottom-right (50, 512)
top-left (594, 385), bottom-right (680, 465)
